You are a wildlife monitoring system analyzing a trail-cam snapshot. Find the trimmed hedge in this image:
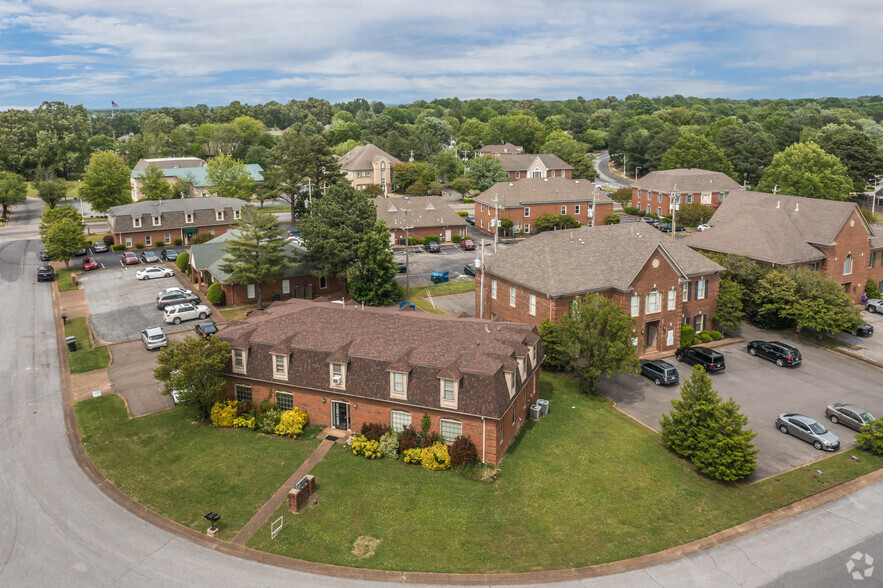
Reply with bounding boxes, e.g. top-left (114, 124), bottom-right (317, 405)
top-left (112, 244), bottom-right (126, 251)
top-left (451, 234), bottom-right (463, 243)
top-left (206, 282), bottom-right (225, 305)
